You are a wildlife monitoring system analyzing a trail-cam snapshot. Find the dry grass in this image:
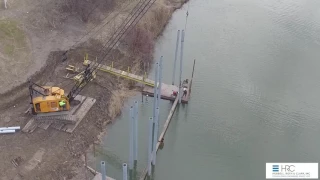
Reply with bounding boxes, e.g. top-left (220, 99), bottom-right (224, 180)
top-left (142, 4), bottom-right (172, 36)
top-left (102, 3), bottom-right (177, 120)
top-left (121, 2), bottom-right (176, 76)
top-left (108, 89), bottom-right (137, 119)
top-left (104, 0), bottom-right (190, 122)
top-left (27, 0), bottom-right (116, 29)
top-left (0, 19), bottom-right (31, 92)
top-left (63, 0), bottom-right (116, 23)
top-left (125, 25), bottom-right (154, 63)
